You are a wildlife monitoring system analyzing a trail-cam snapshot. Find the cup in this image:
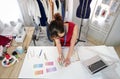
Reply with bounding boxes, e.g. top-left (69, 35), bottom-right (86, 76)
top-left (16, 46), bottom-right (24, 54)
